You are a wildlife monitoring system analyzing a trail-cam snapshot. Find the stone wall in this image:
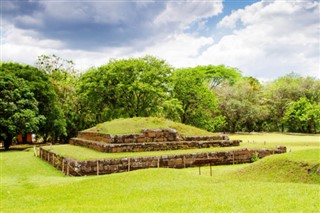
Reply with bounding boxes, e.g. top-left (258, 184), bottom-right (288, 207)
top-left (39, 146), bottom-right (286, 176)
top-left (77, 131), bottom-right (113, 143)
top-left (39, 147), bottom-right (76, 175)
top-left (70, 138), bottom-right (242, 153)
top-left (76, 129), bottom-right (228, 144)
